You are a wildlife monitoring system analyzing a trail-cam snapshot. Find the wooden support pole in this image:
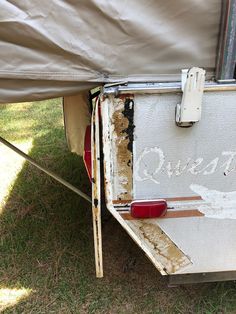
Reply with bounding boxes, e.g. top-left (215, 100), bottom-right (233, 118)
top-left (91, 99), bottom-right (103, 278)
